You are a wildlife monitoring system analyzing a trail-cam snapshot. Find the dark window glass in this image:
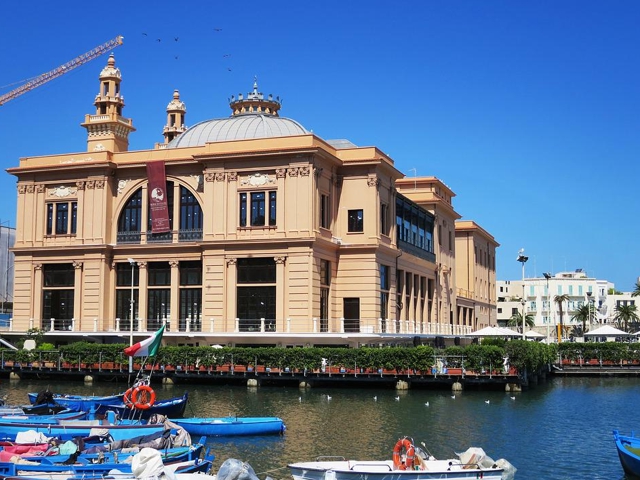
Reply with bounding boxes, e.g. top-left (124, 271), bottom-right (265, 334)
top-left (115, 289), bottom-right (139, 329)
top-left (320, 260), bottom-right (330, 286)
top-left (269, 191), bottom-right (277, 226)
top-left (46, 204), bottom-right (54, 235)
top-left (43, 289), bottom-right (74, 324)
top-left (320, 194), bottom-right (329, 229)
top-left (239, 193), bottom-right (247, 226)
top-left (55, 203), bottom-right (68, 234)
top-left (148, 262), bottom-right (171, 286)
top-left (180, 261), bottom-right (202, 285)
top-left (251, 192), bottom-right (266, 226)
top-left (118, 189), bottom-right (142, 232)
top-left (180, 186), bottom-right (202, 230)
top-left (116, 262), bottom-right (139, 286)
top-left (71, 202), bottom-right (77, 234)
top-left (237, 258), bottom-right (276, 283)
top-left (343, 298), bottom-right (360, 332)
top-left (380, 264), bottom-right (389, 290)
top-left (148, 289), bottom-right (170, 330)
top-left (236, 286), bottom-right (276, 332)
top-left (320, 288), bottom-right (329, 332)
top-left (43, 264), bottom-right (74, 287)
top-left (347, 209), bottom-right (363, 232)
top-left (179, 288), bottom-right (202, 332)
